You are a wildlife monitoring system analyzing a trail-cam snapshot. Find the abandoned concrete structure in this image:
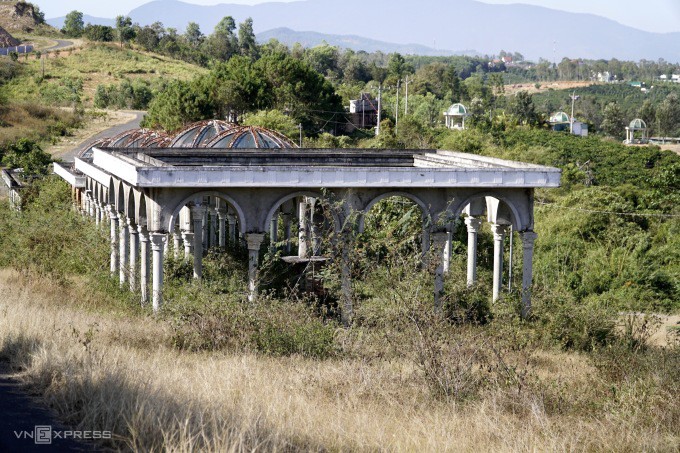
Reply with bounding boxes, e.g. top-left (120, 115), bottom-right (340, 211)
top-left (53, 121), bottom-right (560, 322)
